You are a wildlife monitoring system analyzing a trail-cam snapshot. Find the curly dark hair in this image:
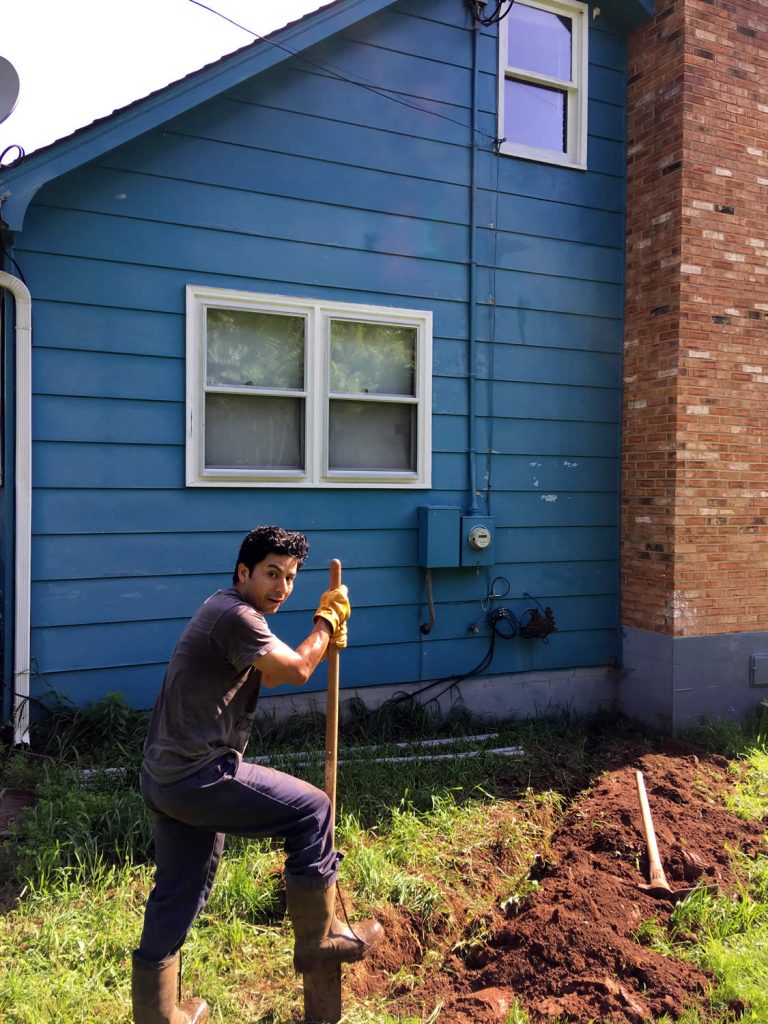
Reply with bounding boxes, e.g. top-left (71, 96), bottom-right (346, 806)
top-left (232, 525), bottom-right (310, 583)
